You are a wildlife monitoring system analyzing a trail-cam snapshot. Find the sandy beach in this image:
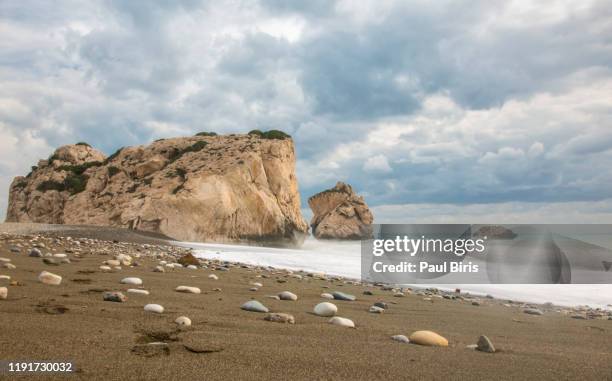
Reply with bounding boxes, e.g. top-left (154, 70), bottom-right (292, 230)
top-left (0, 224), bottom-right (611, 380)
